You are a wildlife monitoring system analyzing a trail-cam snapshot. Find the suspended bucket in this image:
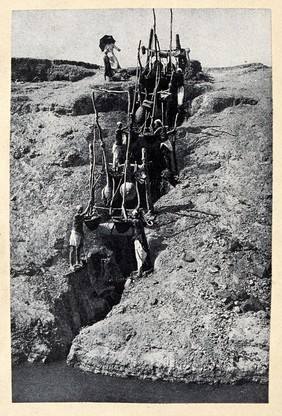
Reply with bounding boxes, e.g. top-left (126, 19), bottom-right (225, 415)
top-left (112, 217), bottom-right (131, 234)
top-left (120, 182), bottom-right (137, 202)
top-left (134, 105), bottom-right (146, 126)
top-left (84, 215), bottom-right (101, 231)
top-left (101, 184), bottom-right (113, 205)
